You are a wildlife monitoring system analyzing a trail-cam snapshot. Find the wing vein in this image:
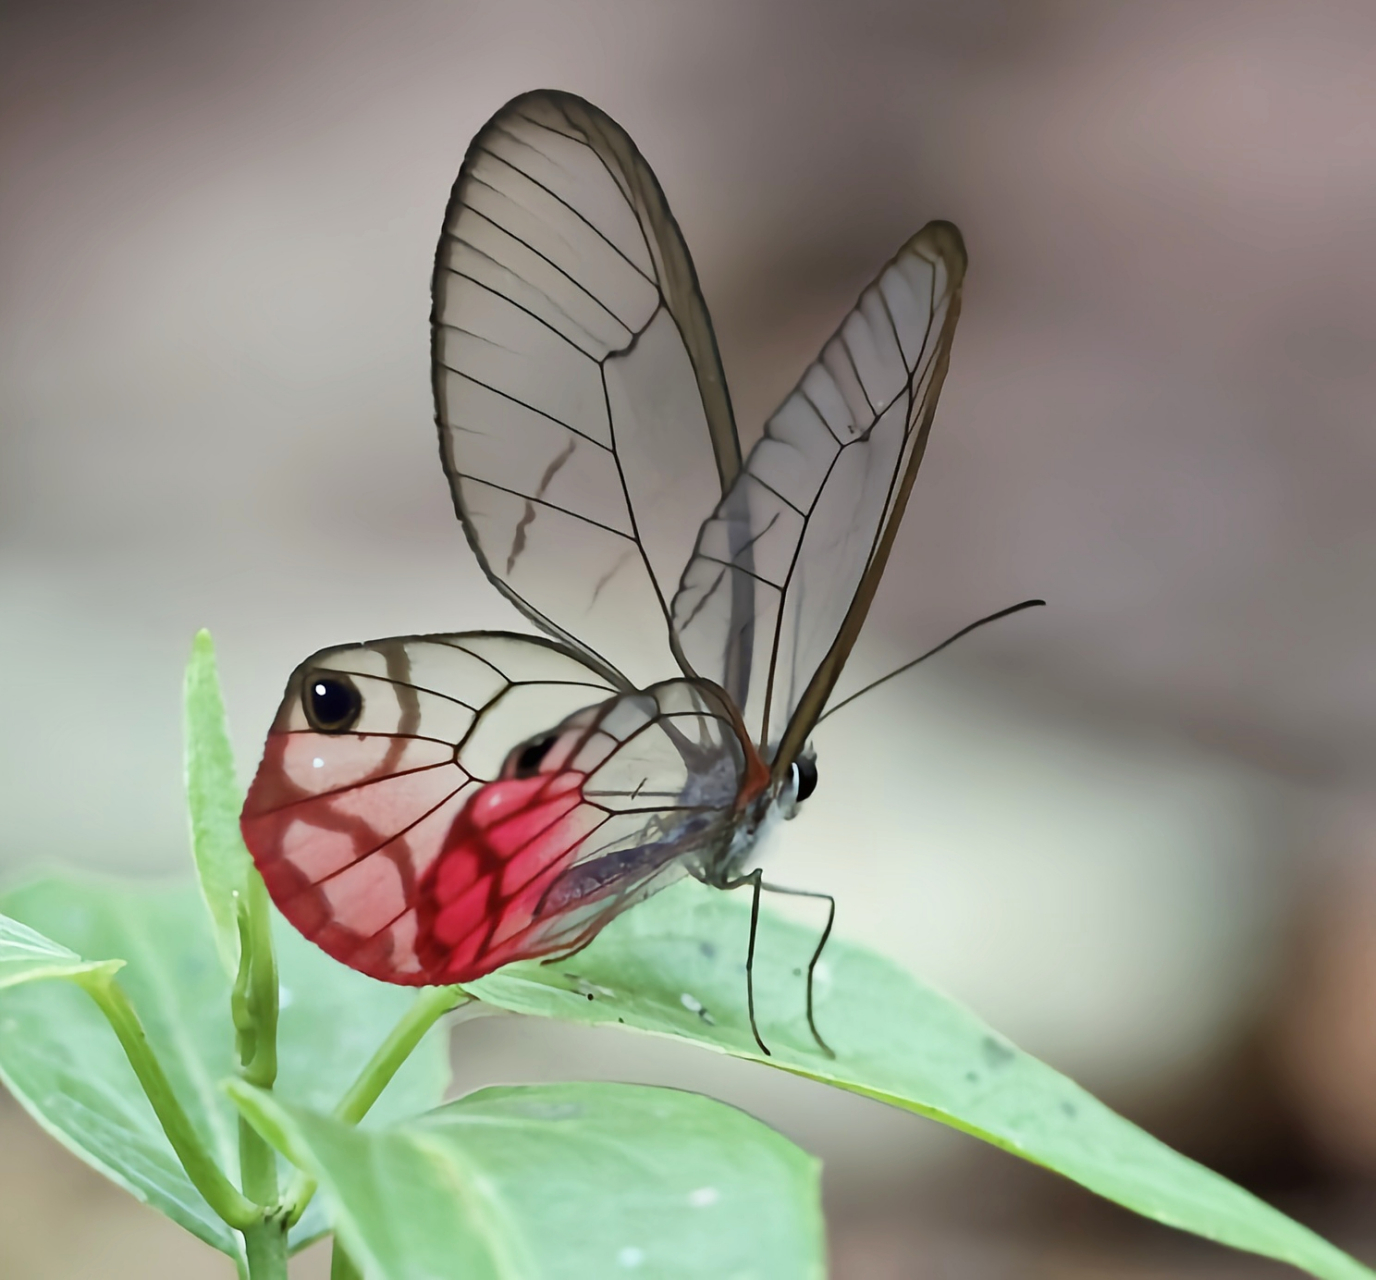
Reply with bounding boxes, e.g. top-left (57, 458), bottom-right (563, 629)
top-left (435, 359), bottom-right (614, 453)
top-left (441, 267), bottom-right (601, 360)
top-left (474, 140), bottom-right (657, 288)
top-left (255, 760), bottom-right (458, 817)
top-left (799, 387), bottom-right (847, 446)
top-left (451, 201), bottom-right (638, 335)
top-left (596, 361), bottom-right (678, 636)
top-left (314, 783), bottom-right (471, 890)
top-left (457, 473), bottom-right (636, 541)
